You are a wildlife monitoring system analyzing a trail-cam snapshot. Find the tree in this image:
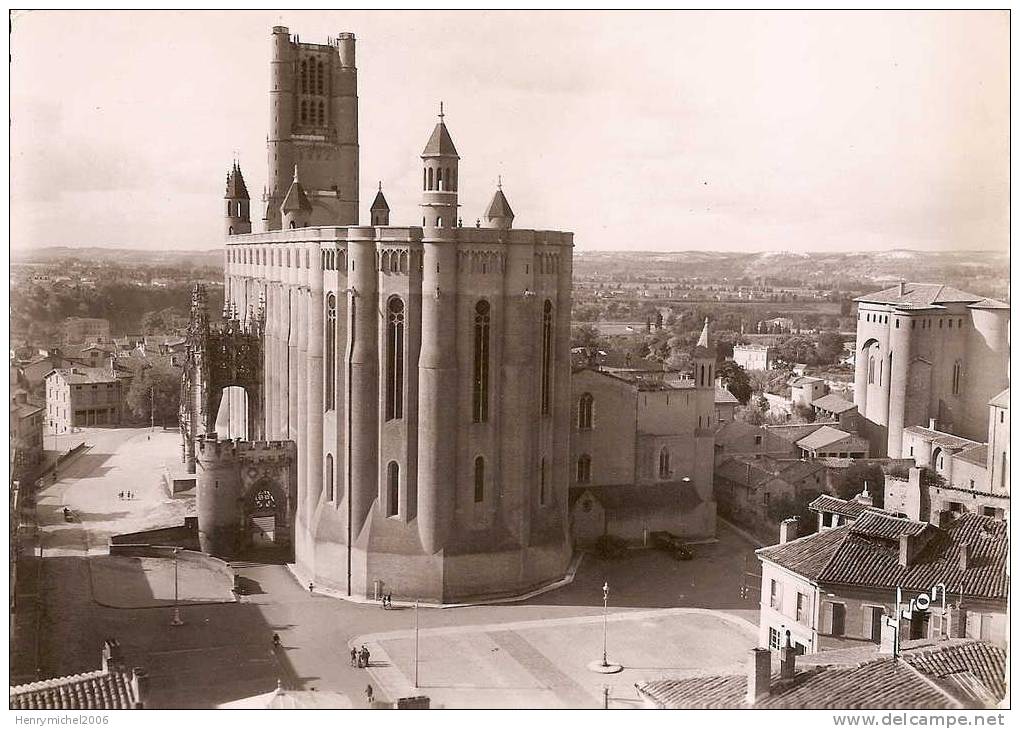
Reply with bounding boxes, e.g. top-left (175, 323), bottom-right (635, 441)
top-left (767, 488), bottom-right (823, 534)
top-left (717, 361), bottom-right (752, 405)
top-left (125, 363), bottom-right (182, 426)
top-left (831, 462), bottom-right (885, 507)
top-left (815, 331), bottom-right (846, 365)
